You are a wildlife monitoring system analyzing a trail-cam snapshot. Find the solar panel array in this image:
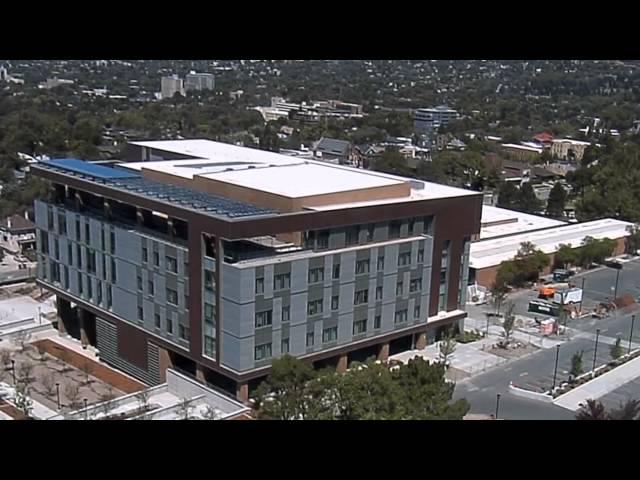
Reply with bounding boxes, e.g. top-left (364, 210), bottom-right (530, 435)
top-left (37, 160), bottom-right (277, 219)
